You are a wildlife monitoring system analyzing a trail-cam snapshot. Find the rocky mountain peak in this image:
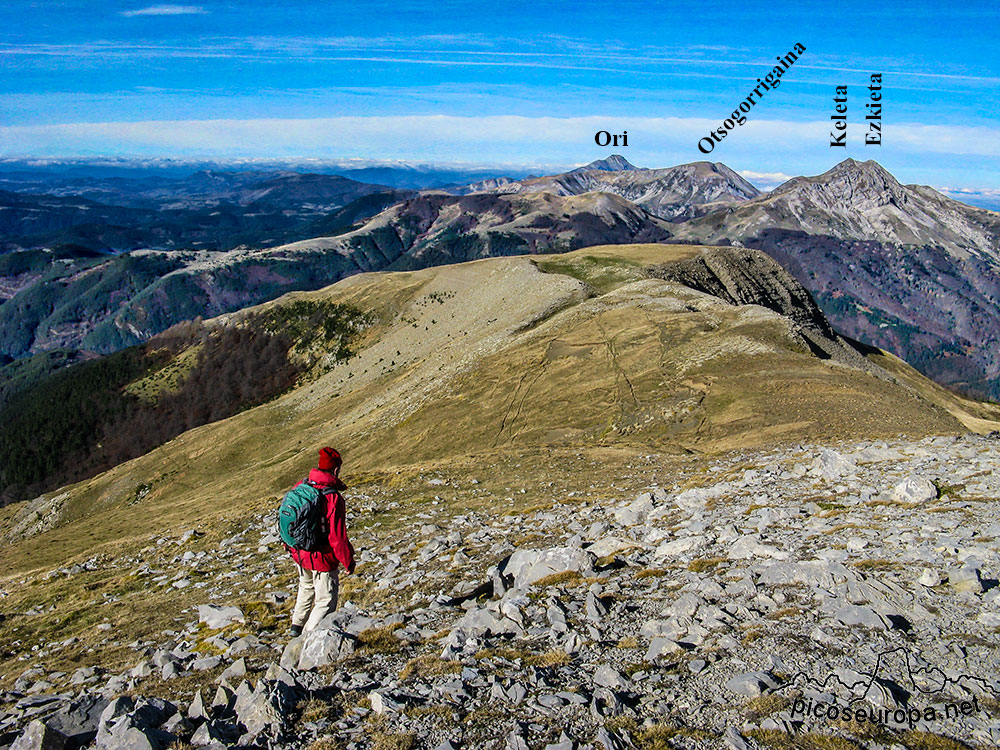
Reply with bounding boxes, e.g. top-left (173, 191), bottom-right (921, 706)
top-left (575, 154), bottom-right (638, 172)
top-left (770, 157), bottom-right (908, 211)
top-left (825, 157), bottom-right (901, 187)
